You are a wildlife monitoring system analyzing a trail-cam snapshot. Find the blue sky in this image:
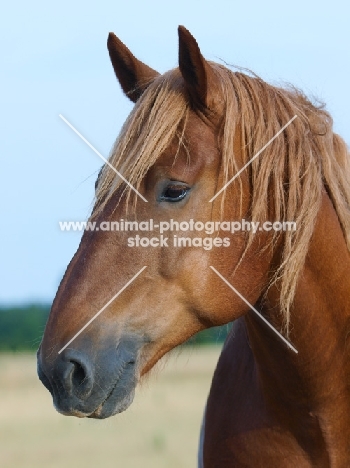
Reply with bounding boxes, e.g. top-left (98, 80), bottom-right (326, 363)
top-left (1, 0), bottom-right (349, 304)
